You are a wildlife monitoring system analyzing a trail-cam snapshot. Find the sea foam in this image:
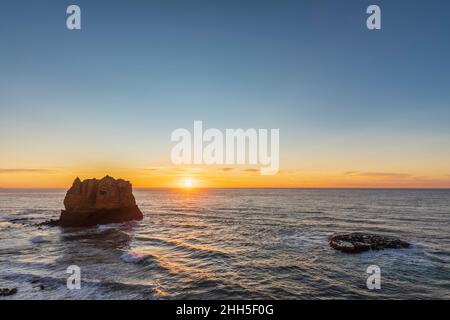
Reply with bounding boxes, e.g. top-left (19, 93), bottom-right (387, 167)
top-left (97, 224), bottom-right (119, 233)
top-left (120, 249), bottom-right (151, 263)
